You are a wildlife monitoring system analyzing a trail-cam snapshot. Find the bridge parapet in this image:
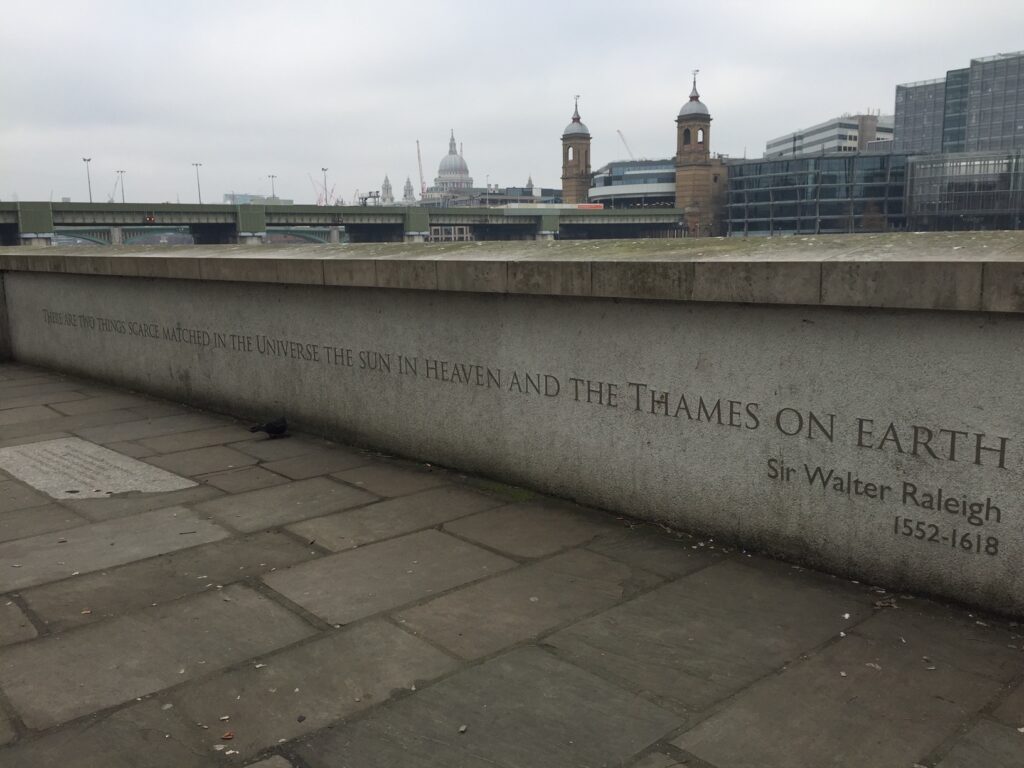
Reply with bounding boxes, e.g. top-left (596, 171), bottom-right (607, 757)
top-left (4, 231), bottom-right (1024, 616)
